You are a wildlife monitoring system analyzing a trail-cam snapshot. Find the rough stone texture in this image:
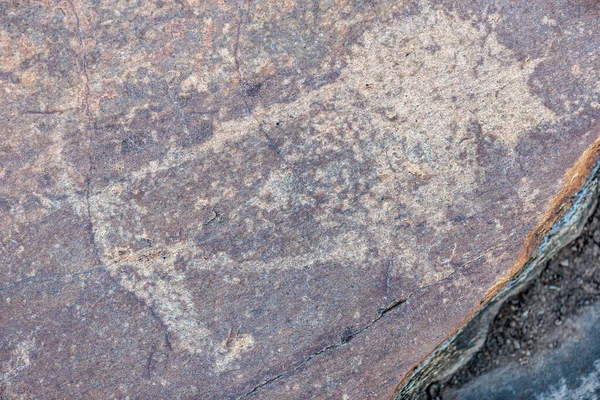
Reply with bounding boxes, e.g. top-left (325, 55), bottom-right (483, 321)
top-left (1, 0), bottom-right (599, 398)
top-left (442, 303), bottom-right (600, 400)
